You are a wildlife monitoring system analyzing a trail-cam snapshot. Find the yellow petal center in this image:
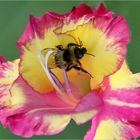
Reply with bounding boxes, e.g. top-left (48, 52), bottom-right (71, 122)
top-left (20, 29), bottom-right (92, 99)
